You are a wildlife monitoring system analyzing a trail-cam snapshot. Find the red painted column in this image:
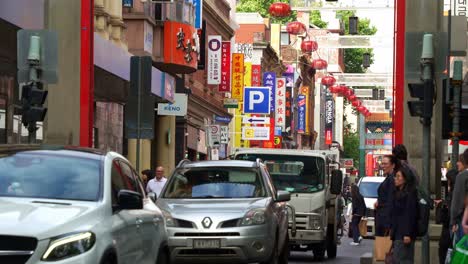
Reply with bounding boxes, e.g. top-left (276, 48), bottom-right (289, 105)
top-left (80, 0), bottom-right (94, 147)
top-left (393, 0), bottom-right (405, 145)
